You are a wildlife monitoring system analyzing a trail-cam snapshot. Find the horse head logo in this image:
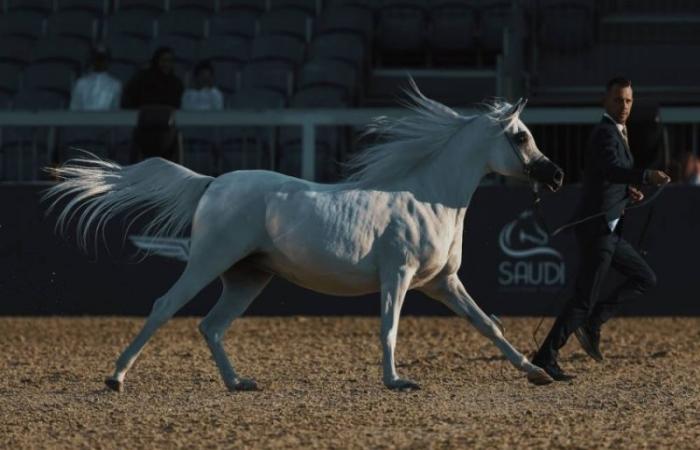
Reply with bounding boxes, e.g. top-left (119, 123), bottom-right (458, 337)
top-left (498, 210), bottom-right (562, 259)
